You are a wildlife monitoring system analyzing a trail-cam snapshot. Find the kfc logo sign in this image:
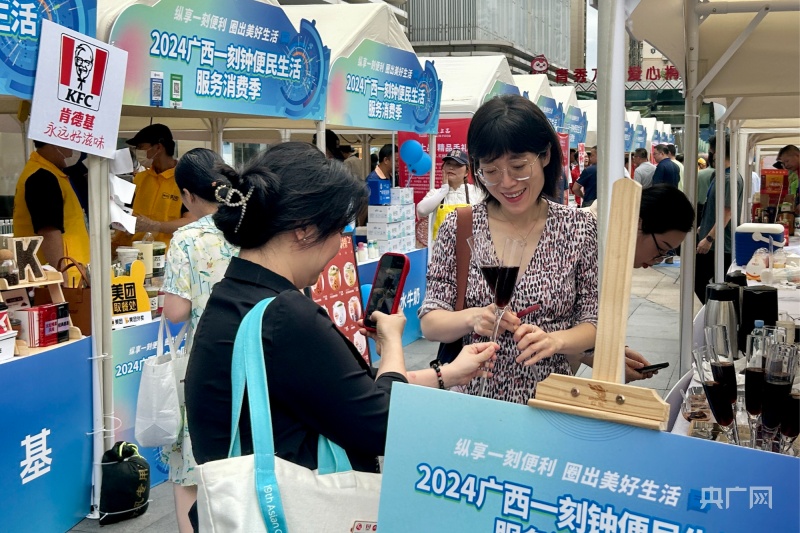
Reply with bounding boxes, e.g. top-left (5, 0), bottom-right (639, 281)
top-left (531, 54), bottom-right (549, 75)
top-left (57, 34), bottom-right (108, 111)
